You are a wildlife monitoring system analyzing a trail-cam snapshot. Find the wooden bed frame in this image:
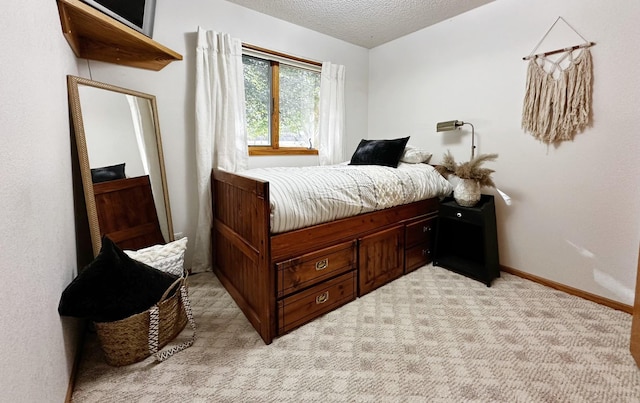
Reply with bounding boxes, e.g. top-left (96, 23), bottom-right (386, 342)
top-left (212, 169), bottom-right (440, 344)
top-left (93, 175), bottom-right (165, 251)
